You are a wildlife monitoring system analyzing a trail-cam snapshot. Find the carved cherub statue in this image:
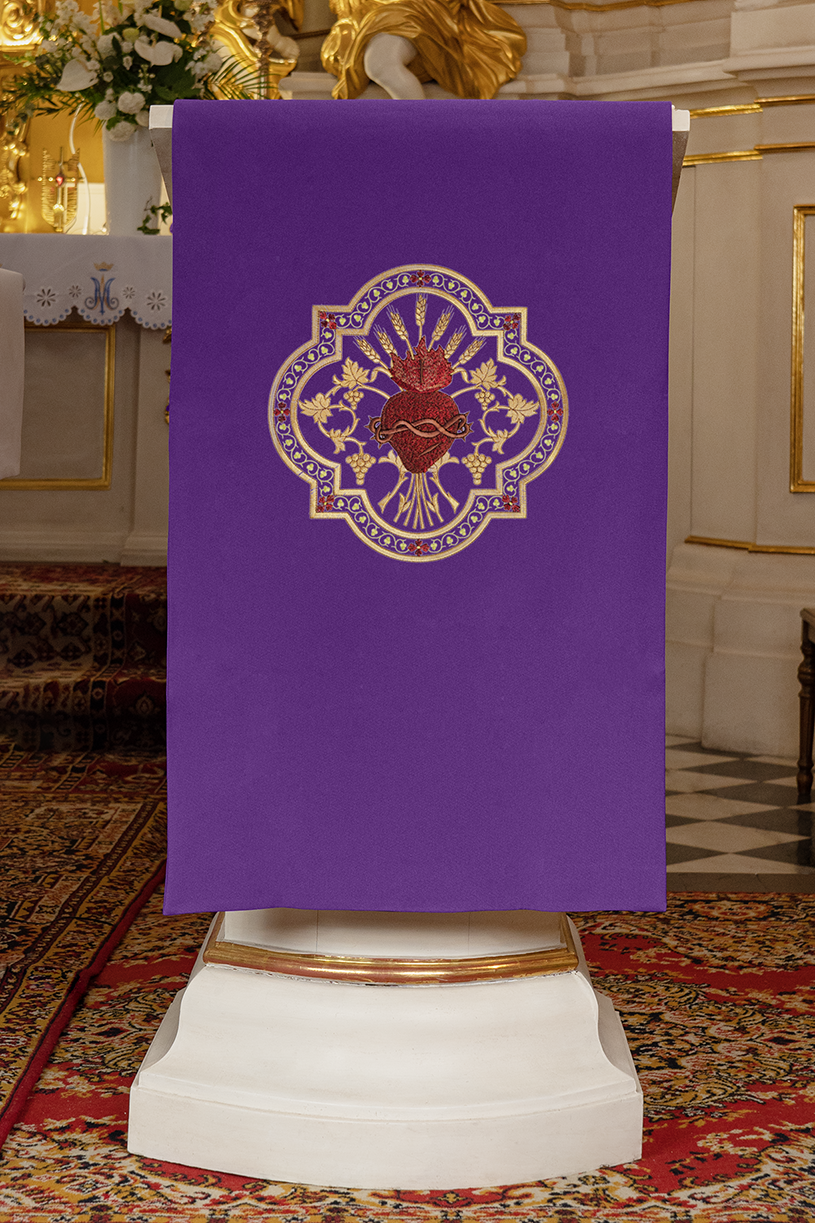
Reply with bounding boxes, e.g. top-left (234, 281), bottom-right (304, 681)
top-left (211, 0), bottom-right (302, 92)
top-left (321, 0), bottom-right (526, 99)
